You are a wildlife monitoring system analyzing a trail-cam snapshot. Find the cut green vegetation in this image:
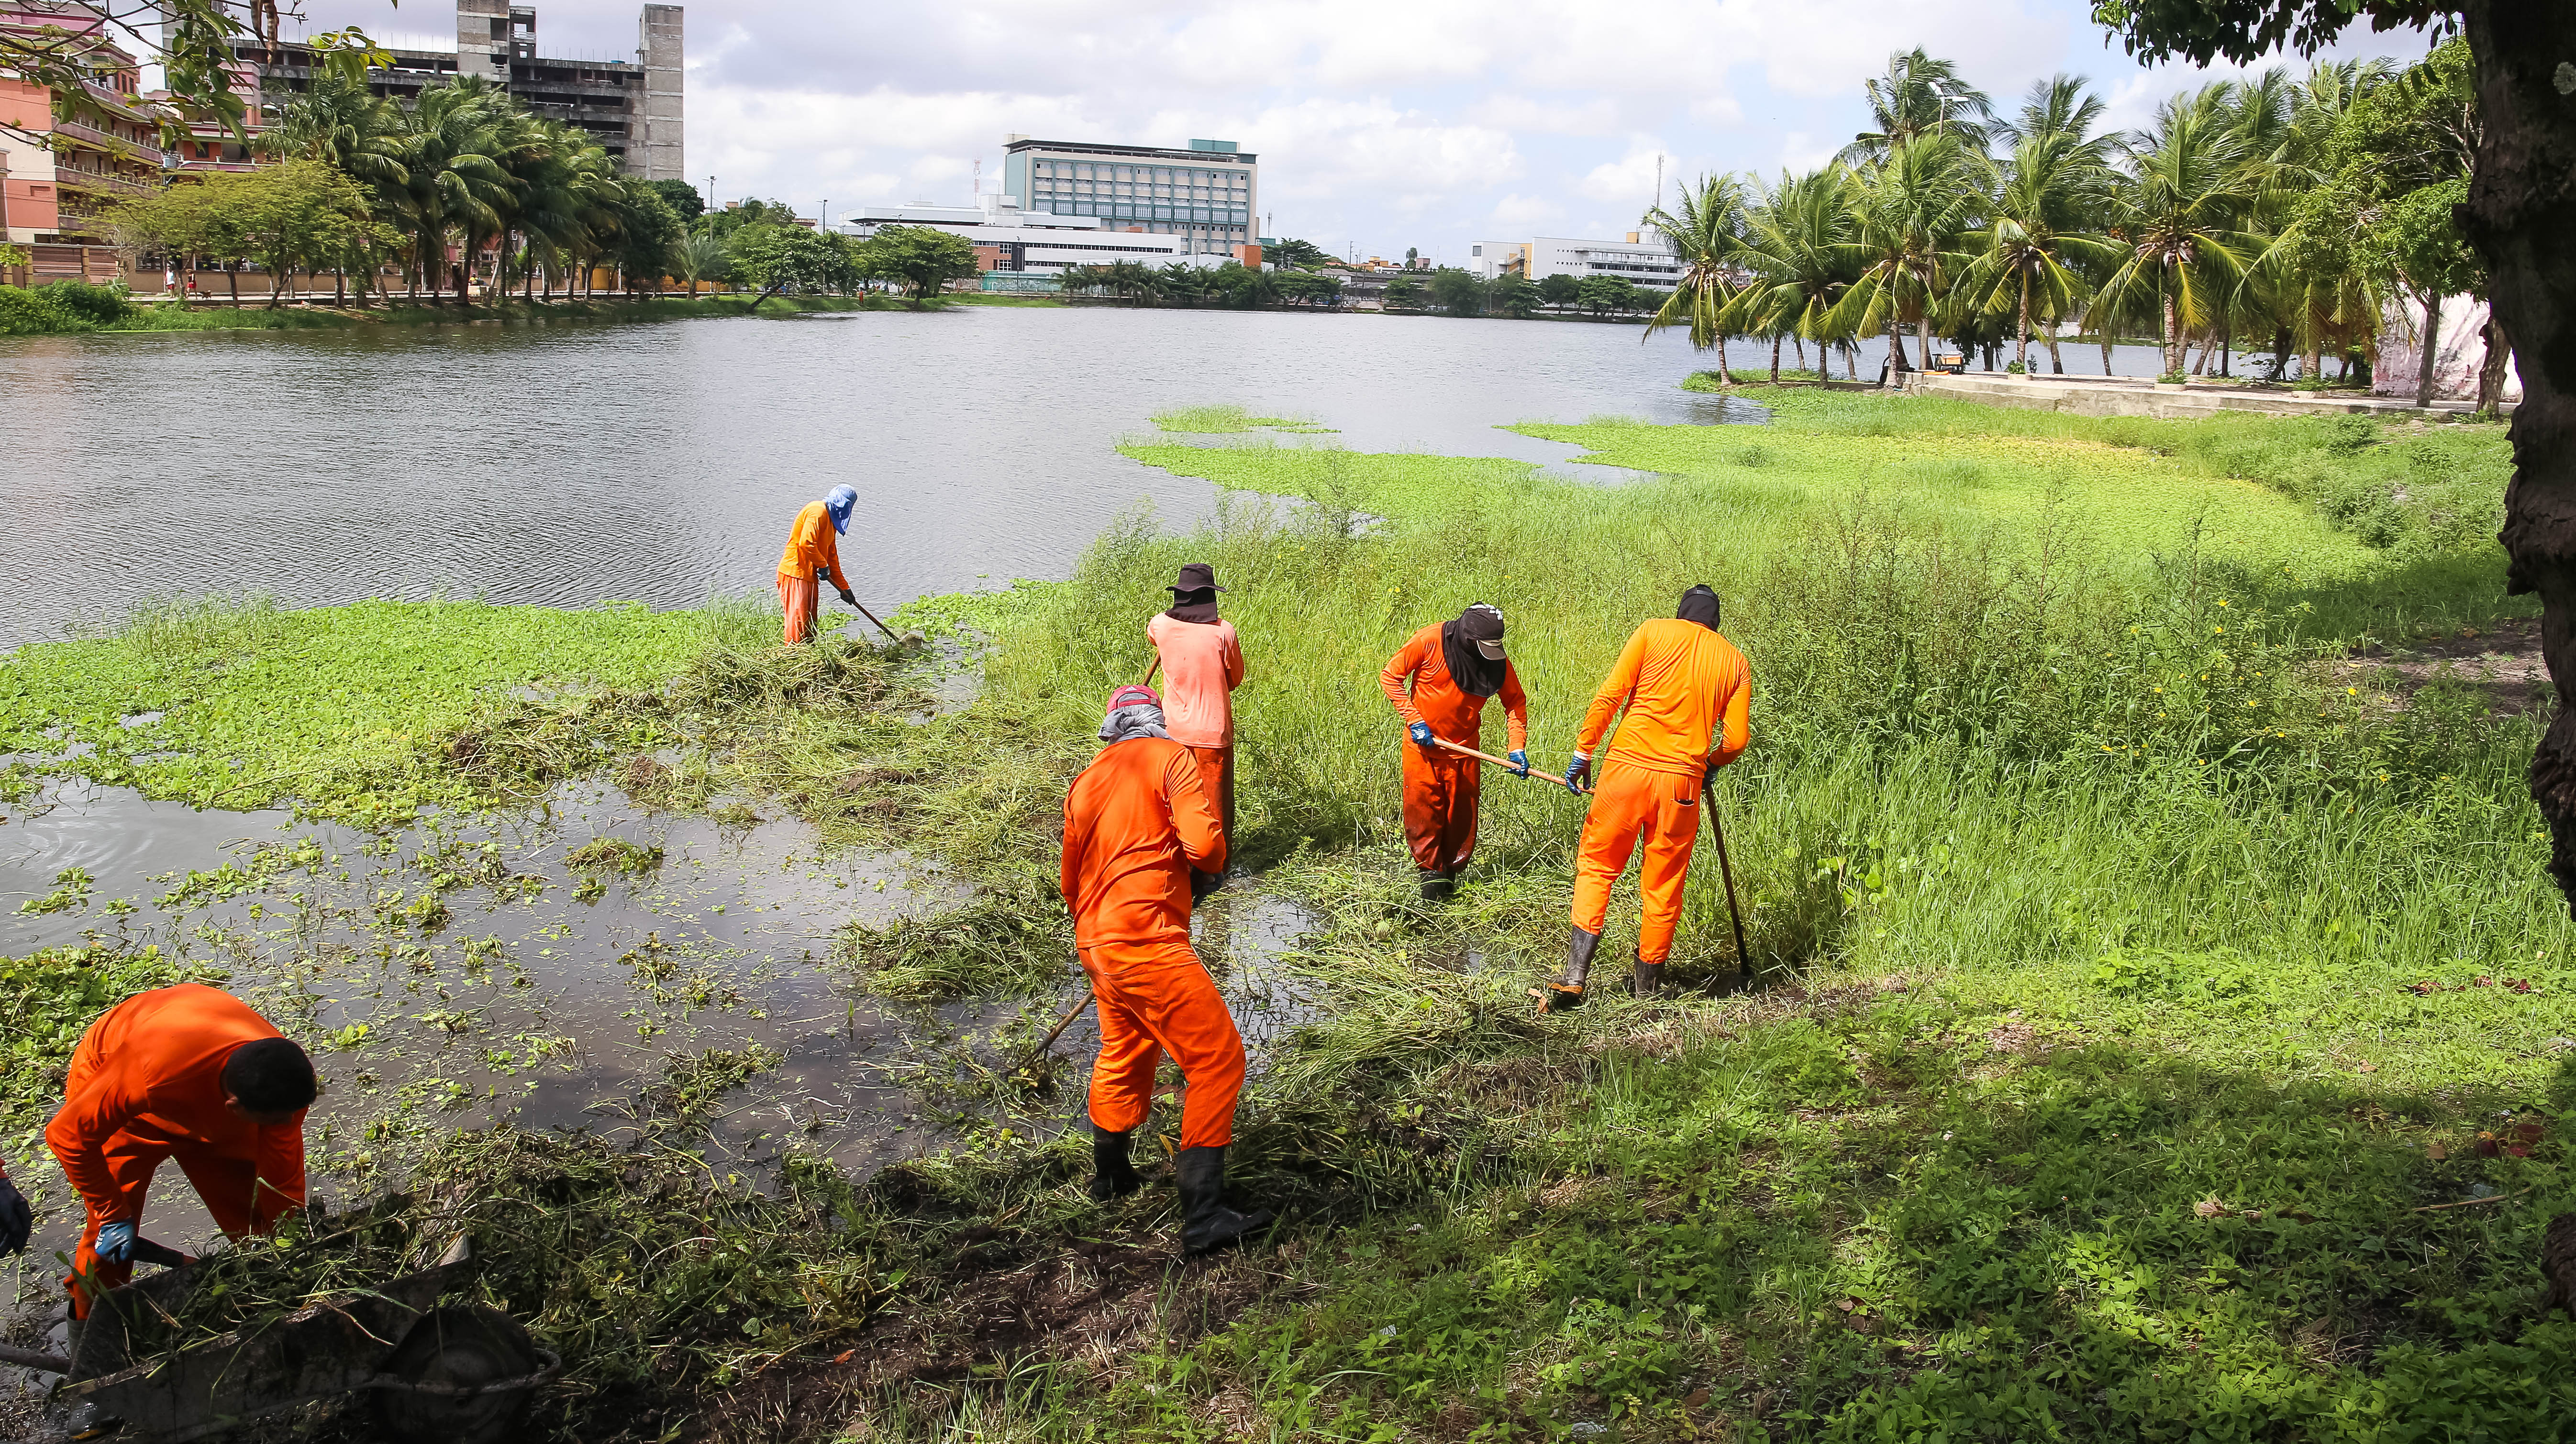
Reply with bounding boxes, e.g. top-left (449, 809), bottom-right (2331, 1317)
top-left (1150, 403), bottom-right (1340, 434)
